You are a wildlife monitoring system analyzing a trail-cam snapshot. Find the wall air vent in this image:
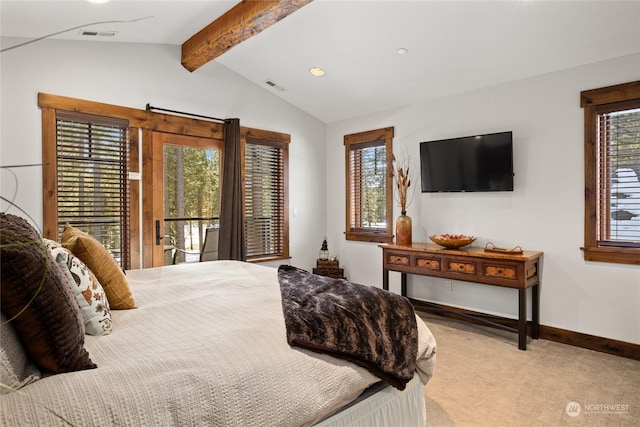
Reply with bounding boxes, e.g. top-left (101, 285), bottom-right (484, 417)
top-left (78, 30), bottom-right (118, 37)
top-left (263, 79), bottom-right (285, 92)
